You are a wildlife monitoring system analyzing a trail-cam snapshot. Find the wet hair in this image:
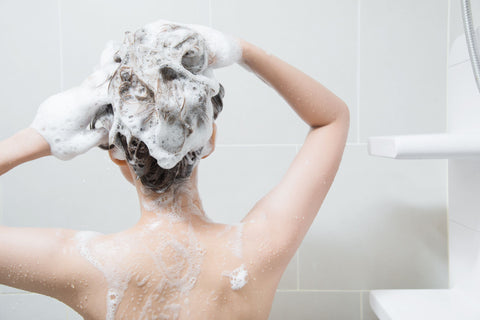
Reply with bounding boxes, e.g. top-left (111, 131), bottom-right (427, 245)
top-left (92, 84), bottom-right (224, 193)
